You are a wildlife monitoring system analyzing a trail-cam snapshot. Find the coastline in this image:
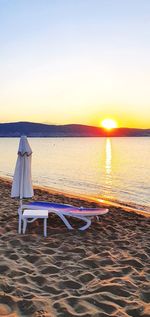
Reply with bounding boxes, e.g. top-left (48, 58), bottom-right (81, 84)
top-left (0, 176), bottom-right (150, 316)
top-left (33, 184), bottom-right (150, 218)
top-left (1, 175), bottom-right (150, 218)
